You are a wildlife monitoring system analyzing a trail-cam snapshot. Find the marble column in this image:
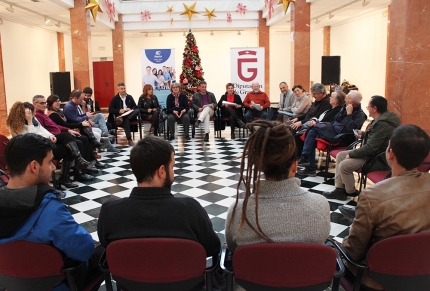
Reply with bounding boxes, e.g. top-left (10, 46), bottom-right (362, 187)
top-left (386, 0), bottom-right (430, 133)
top-left (323, 26), bottom-right (330, 56)
top-left (112, 14), bottom-right (125, 87)
top-left (70, 0), bottom-right (93, 90)
top-left (290, 0), bottom-right (310, 91)
top-left (0, 34), bottom-right (8, 136)
top-left (258, 11), bottom-right (270, 97)
top-left (57, 32), bottom-right (66, 72)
